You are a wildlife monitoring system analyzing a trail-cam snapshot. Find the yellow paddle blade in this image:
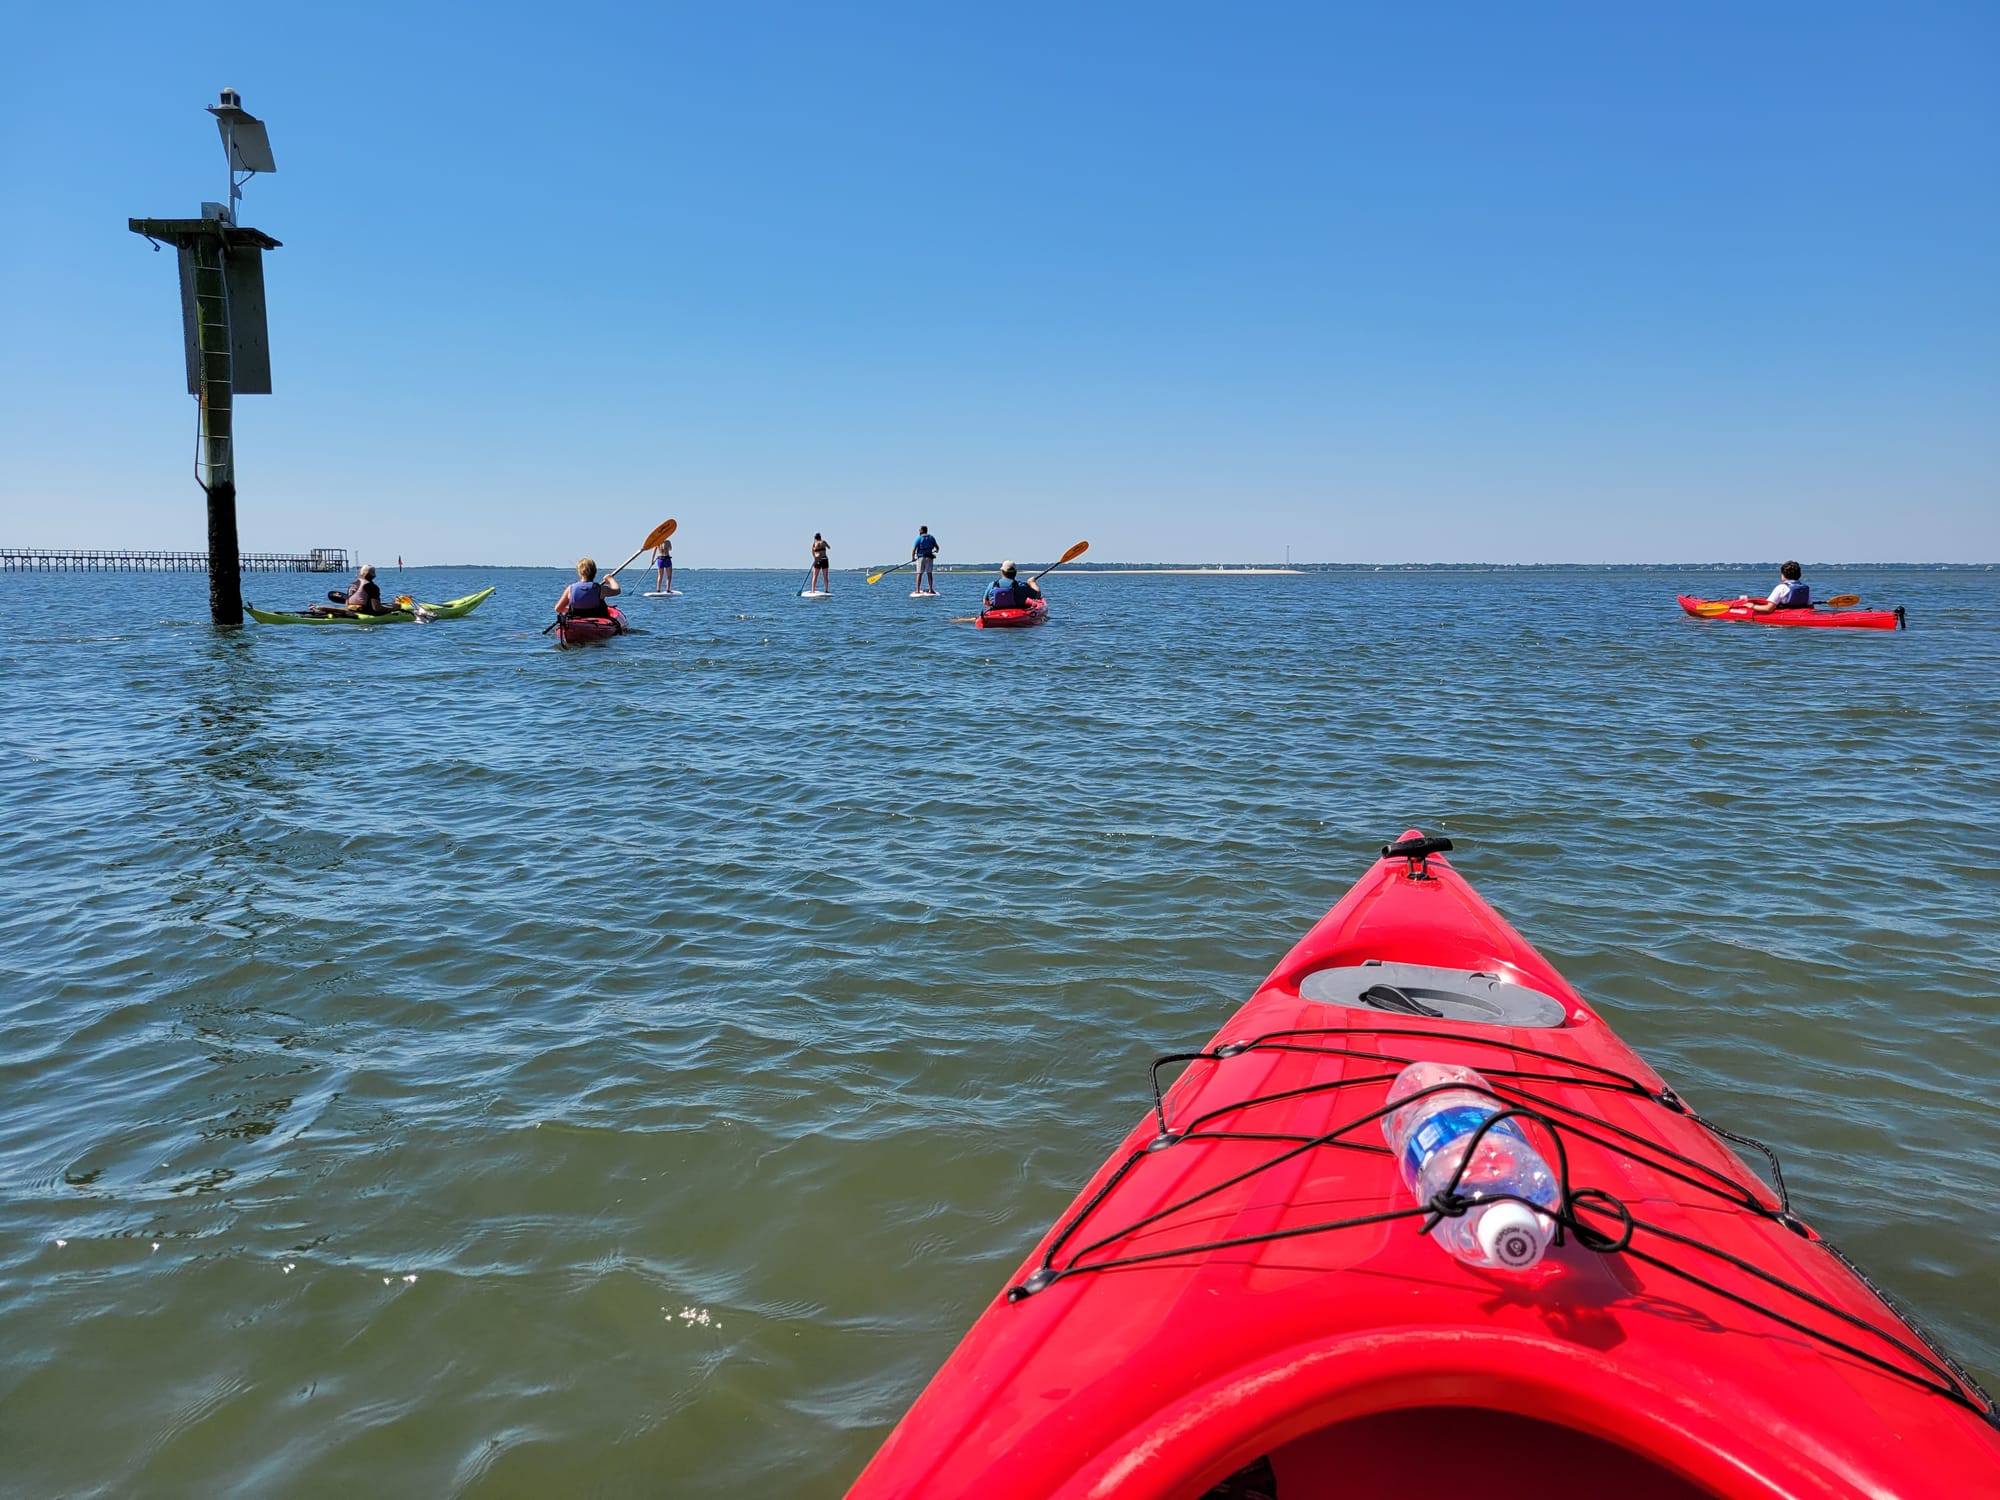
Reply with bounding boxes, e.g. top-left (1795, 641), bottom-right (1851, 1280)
top-left (1824, 594), bottom-right (1860, 608)
top-left (644, 518), bottom-right (677, 550)
top-left (867, 571), bottom-right (888, 585)
top-left (1694, 601), bottom-right (1736, 616)
top-left (395, 595), bottom-right (414, 609)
